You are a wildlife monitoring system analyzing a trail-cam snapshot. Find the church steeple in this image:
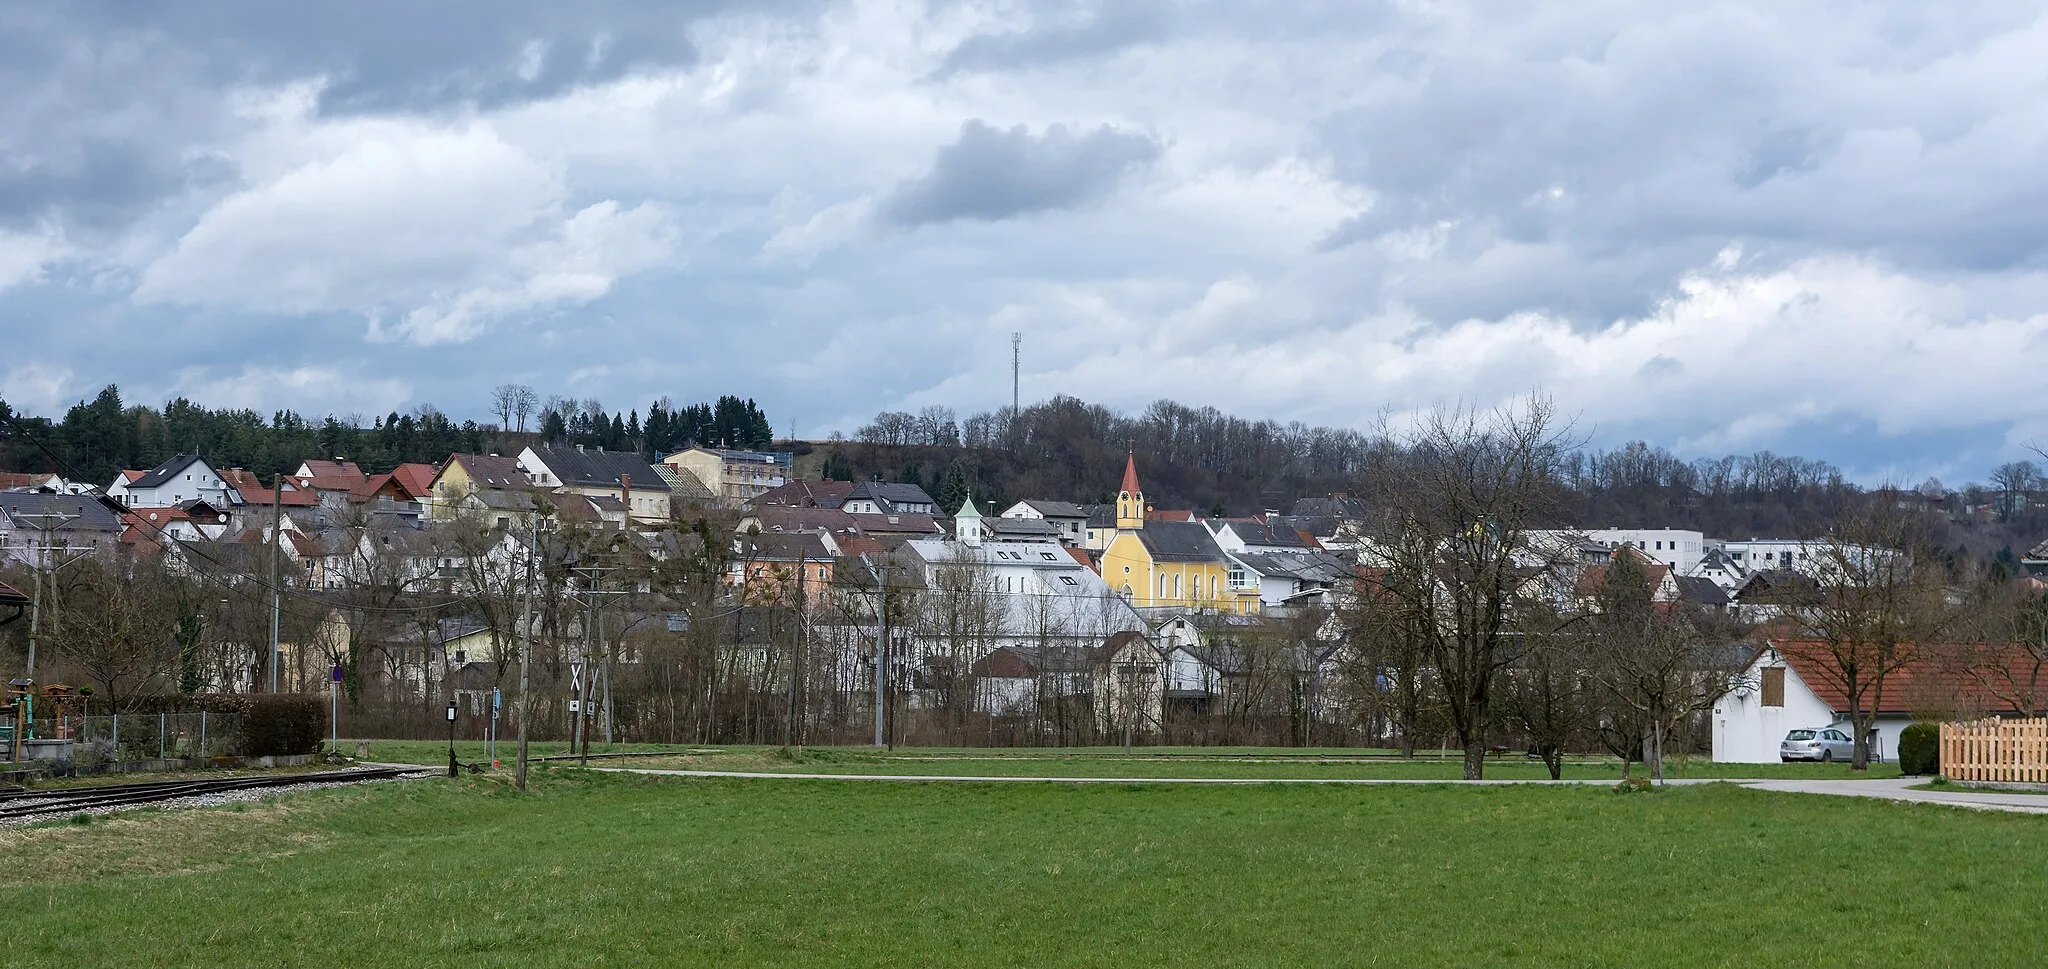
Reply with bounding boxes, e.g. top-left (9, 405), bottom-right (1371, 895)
top-left (1116, 452), bottom-right (1145, 530)
top-left (956, 494), bottom-right (985, 547)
